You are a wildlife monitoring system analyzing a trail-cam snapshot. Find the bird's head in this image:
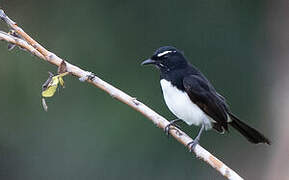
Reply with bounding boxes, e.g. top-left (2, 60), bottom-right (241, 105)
top-left (141, 46), bottom-right (188, 72)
